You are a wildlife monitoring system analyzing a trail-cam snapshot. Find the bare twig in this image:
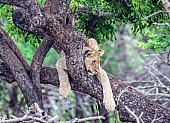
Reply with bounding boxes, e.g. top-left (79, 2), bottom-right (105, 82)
top-left (144, 66), bottom-right (165, 87)
top-left (125, 106), bottom-right (143, 123)
top-left (136, 85), bottom-right (170, 90)
top-left (157, 54), bottom-right (170, 66)
top-left (65, 116), bottom-right (105, 123)
top-left (153, 22), bottom-right (170, 28)
top-left (0, 102), bottom-right (104, 123)
top-left (1, 114), bottom-right (104, 123)
top-left (1, 116), bottom-right (47, 123)
top-left (151, 109), bottom-right (164, 123)
top-left (77, 6), bottom-right (115, 17)
top-left (152, 61), bottom-right (170, 82)
top-left (48, 115), bottom-right (59, 123)
top-left (76, 6), bottom-right (115, 33)
top-left (142, 10), bottom-right (169, 20)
